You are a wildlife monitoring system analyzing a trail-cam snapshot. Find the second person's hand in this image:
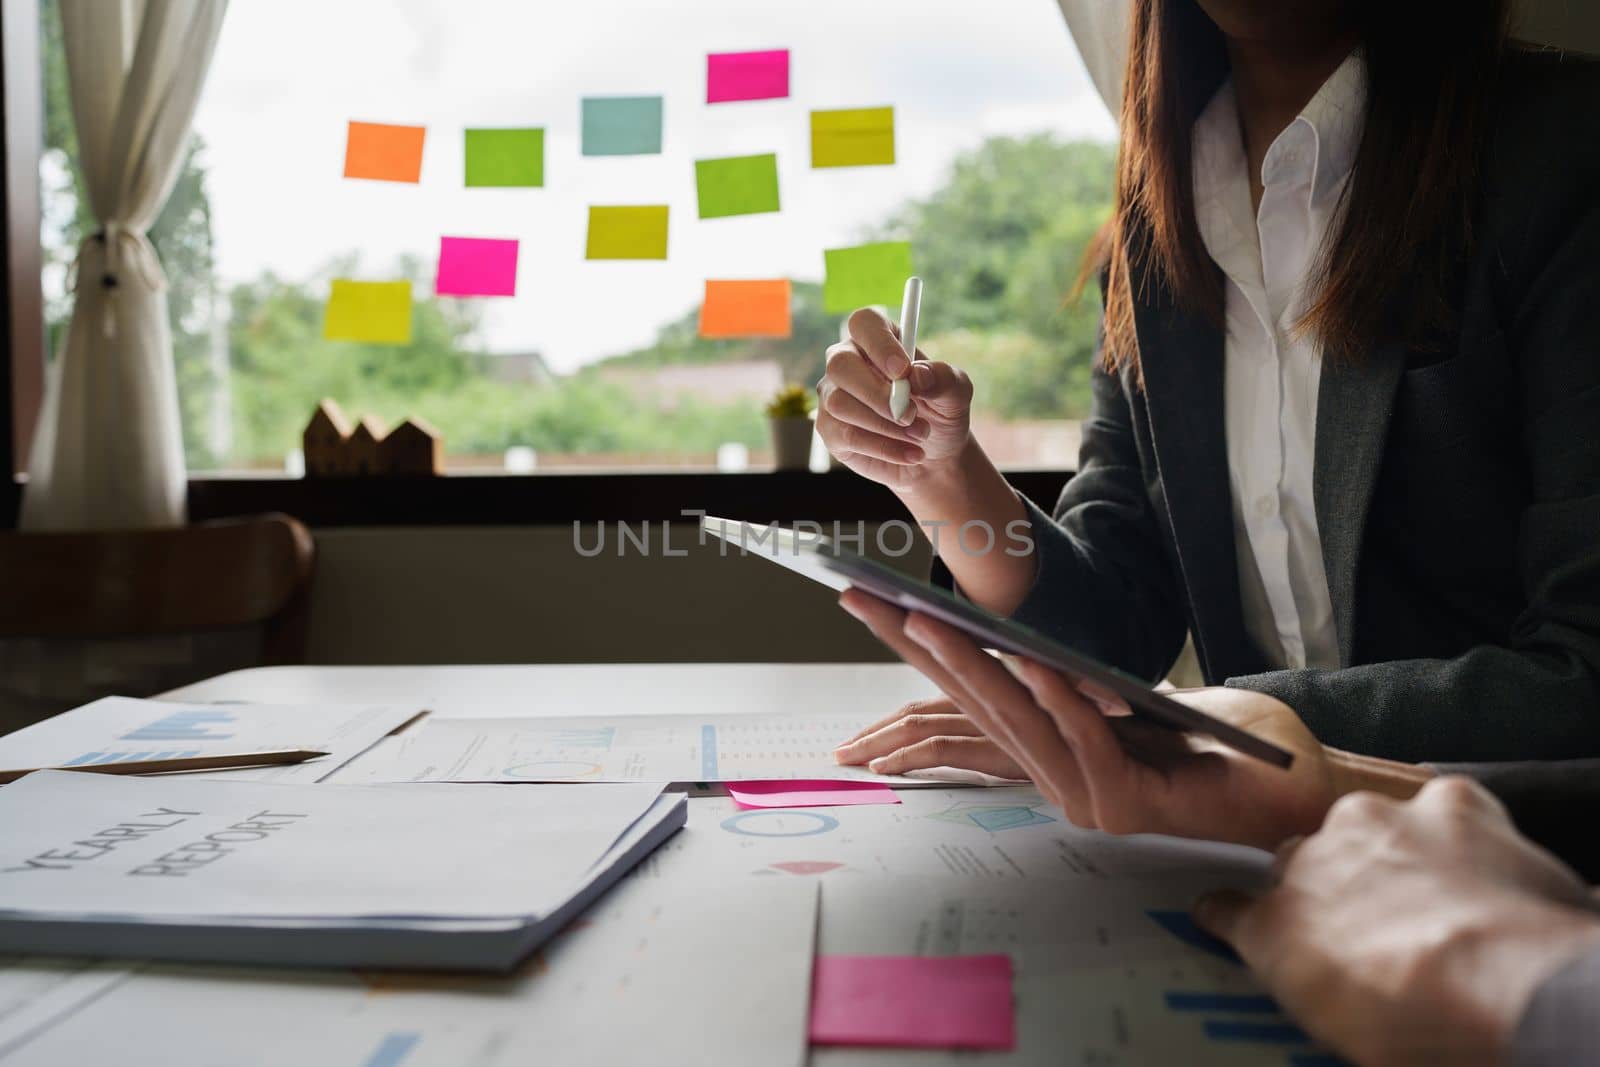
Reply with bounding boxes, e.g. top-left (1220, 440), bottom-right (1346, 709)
top-left (1196, 778), bottom-right (1600, 1067)
top-left (816, 307), bottom-right (973, 494)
